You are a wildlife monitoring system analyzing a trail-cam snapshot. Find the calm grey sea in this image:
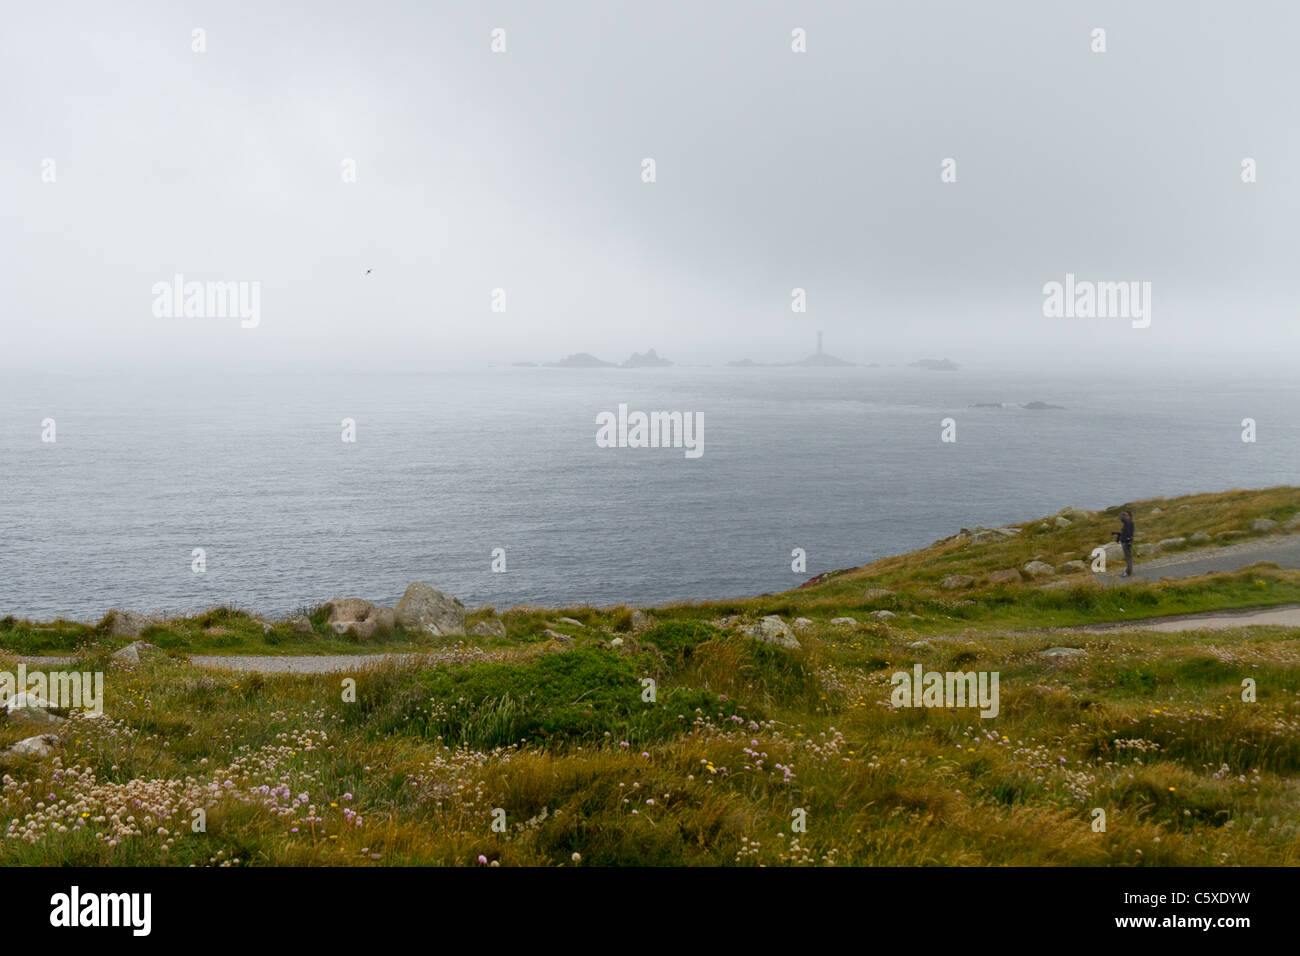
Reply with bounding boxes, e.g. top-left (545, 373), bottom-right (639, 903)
top-left (1, 365), bottom-right (1296, 620)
